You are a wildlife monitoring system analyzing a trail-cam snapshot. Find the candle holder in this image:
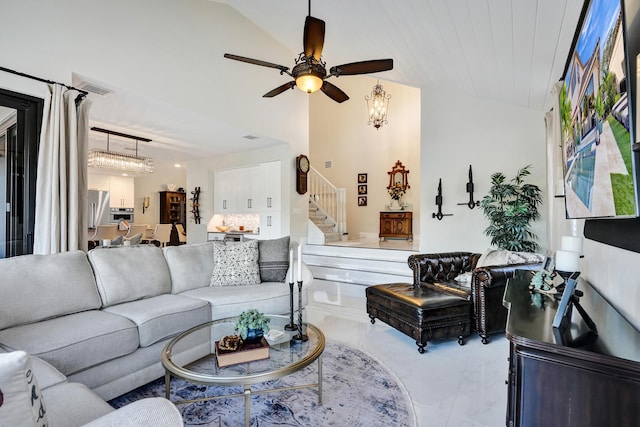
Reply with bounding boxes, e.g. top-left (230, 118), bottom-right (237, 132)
top-left (284, 281), bottom-right (296, 331)
top-left (291, 280), bottom-right (308, 343)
